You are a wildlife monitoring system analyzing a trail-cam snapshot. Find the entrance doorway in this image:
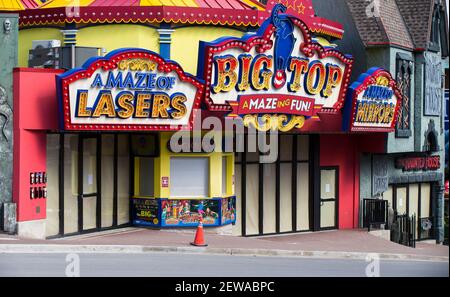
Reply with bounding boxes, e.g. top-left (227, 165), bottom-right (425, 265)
top-left (45, 133), bottom-right (132, 238)
top-left (78, 136), bottom-right (100, 232)
top-left (234, 134), bottom-right (311, 236)
top-left (319, 167), bottom-right (338, 230)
